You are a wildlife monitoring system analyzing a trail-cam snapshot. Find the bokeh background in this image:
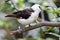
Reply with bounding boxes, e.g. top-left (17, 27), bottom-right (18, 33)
top-left (0, 0), bottom-right (60, 40)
